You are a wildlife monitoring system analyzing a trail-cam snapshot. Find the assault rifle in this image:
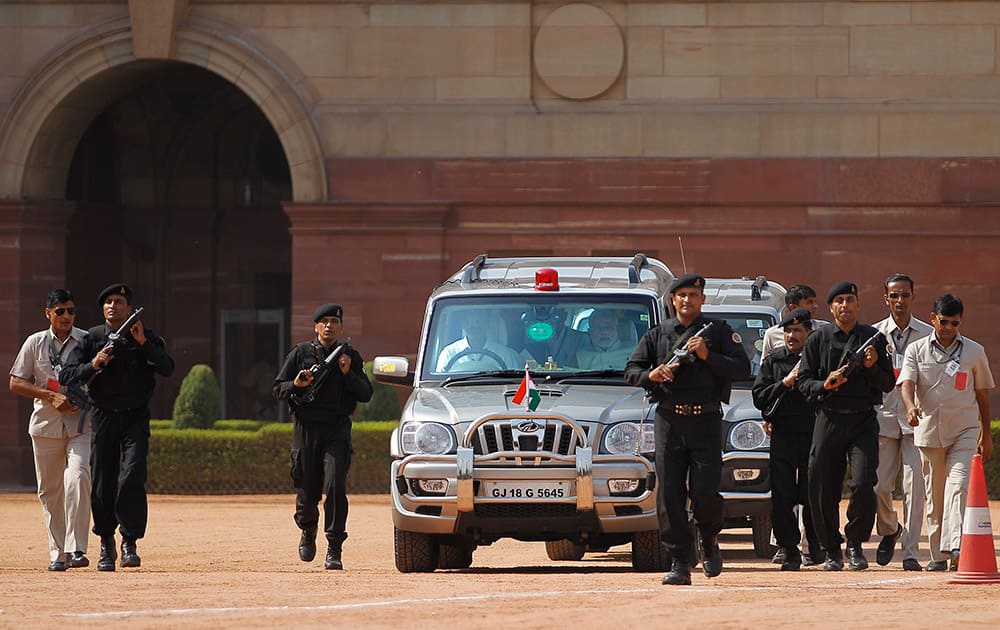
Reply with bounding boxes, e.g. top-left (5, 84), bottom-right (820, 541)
top-left (838, 331), bottom-right (884, 379)
top-left (666, 321), bottom-right (714, 368)
top-left (64, 384), bottom-right (93, 434)
top-left (103, 306), bottom-right (144, 355)
top-left (290, 337), bottom-right (352, 407)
